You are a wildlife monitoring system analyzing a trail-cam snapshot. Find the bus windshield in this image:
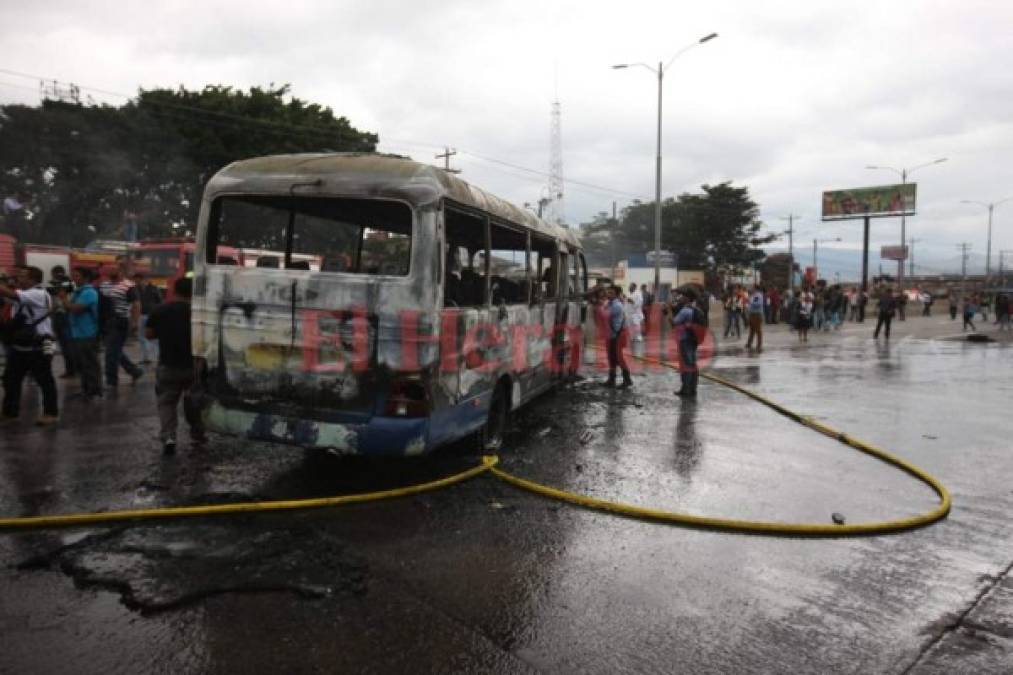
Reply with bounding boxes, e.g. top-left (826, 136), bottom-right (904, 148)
top-left (141, 249), bottom-right (181, 275)
top-left (208, 196), bottom-right (412, 275)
